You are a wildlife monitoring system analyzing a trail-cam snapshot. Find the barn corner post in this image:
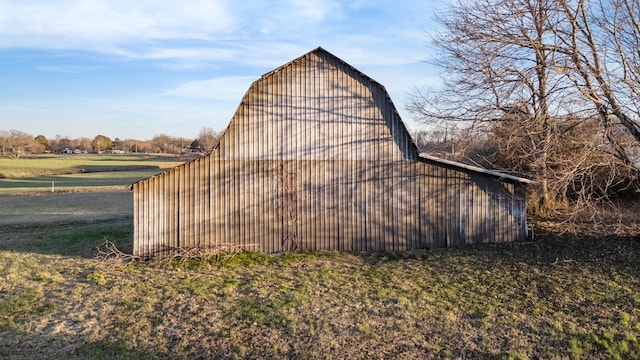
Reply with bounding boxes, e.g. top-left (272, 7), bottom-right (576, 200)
top-left (132, 182), bottom-right (140, 256)
top-left (131, 47), bottom-right (534, 258)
